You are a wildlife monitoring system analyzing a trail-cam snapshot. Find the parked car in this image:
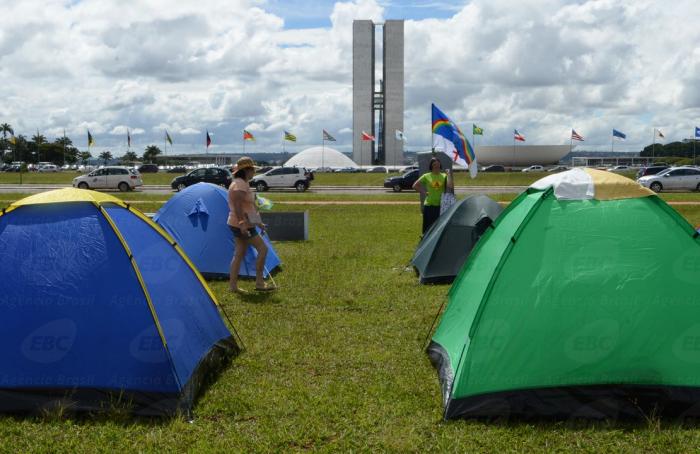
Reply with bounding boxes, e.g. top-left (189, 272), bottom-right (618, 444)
top-left (335, 167), bottom-right (362, 173)
top-left (547, 166), bottom-right (569, 172)
top-left (167, 166), bottom-right (187, 173)
top-left (636, 165), bottom-right (670, 179)
top-left (481, 165), bottom-right (505, 172)
top-left (73, 166), bottom-right (143, 191)
top-left (367, 166), bottom-right (388, 173)
top-left (138, 164), bottom-right (159, 173)
top-left (522, 165), bottom-right (545, 172)
top-left (609, 165), bottom-right (631, 173)
top-left (638, 167), bottom-right (700, 192)
top-left (37, 164), bottom-right (59, 172)
top-left (250, 167), bottom-right (312, 192)
top-left (170, 167), bottom-right (233, 191)
top-left (384, 169), bottom-right (419, 192)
